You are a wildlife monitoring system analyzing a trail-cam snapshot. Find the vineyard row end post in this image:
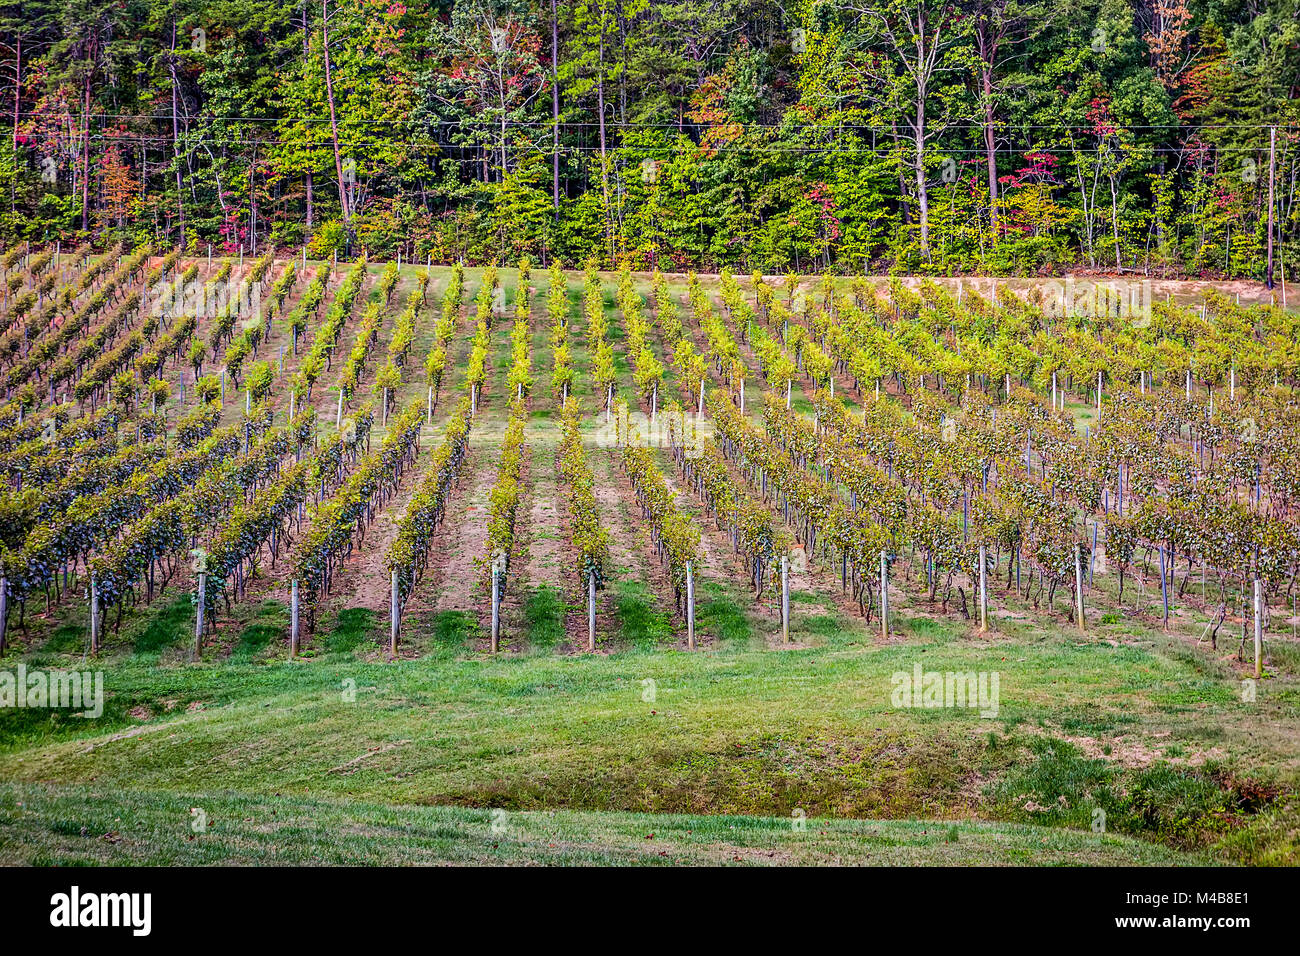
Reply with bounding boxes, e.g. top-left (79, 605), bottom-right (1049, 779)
top-left (685, 561), bottom-right (696, 650)
top-left (978, 543), bottom-right (988, 633)
top-left (1254, 577), bottom-right (1264, 680)
top-left (89, 575), bottom-right (100, 656)
top-left (490, 557), bottom-right (502, 654)
top-left (1074, 545), bottom-right (1085, 634)
top-left (879, 550), bottom-right (889, 640)
top-left (391, 568), bottom-right (399, 657)
top-left (781, 555), bottom-right (790, 644)
top-left (290, 579), bottom-right (300, 657)
top-left (587, 569), bottom-right (596, 652)
top-left (195, 571), bottom-right (206, 658)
